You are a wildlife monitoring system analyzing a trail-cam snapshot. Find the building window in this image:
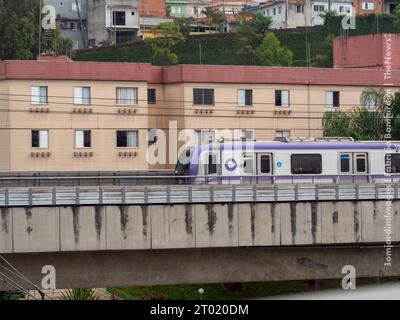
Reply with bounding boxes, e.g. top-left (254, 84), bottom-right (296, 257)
top-left (195, 130), bottom-right (215, 145)
top-left (171, 5), bottom-right (181, 14)
top-left (193, 89), bottom-right (214, 105)
top-left (31, 86), bottom-right (48, 104)
top-left (237, 129), bottom-right (254, 140)
top-left (275, 90), bottom-right (289, 107)
top-left (361, 2), bottom-right (374, 10)
top-left (75, 130), bottom-right (91, 148)
top-left (313, 5), bottom-right (325, 11)
top-left (74, 87), bottom-right (91, 105)
top-left (291, 154), bottom-right (322, 174)
top-left (275, 130), bottom-right (290, 139)
top-left (326, 91), bottom-right (340, 108)
top-left (238, 89), bottom-right (253, 106)
top-left (363, 92), bottom-right (377, 109)
top-left (116, 130), bottom-right (138, 148)
top-left (385, 154), bottom-right (400, 173)
top-left (273, 8), bottom-right (276, 15)
top-left (31, 130), bottom-right (49, 148)
top-left (116, 88), bottom-right (138, 105)
top-left (147, 89), bottom-right (156, 104)
top-left (278, 6), bottom-right (282, 14)
top-left (266, 9), bottom-right (270, 15)
top-left (296, 5), bottom-right (304, 13)
top-left (113, 11), bottom-right (126, 26)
